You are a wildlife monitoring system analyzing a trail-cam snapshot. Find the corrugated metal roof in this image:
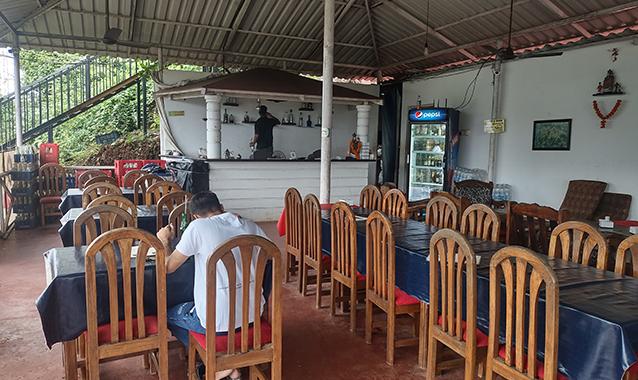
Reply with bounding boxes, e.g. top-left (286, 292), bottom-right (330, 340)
top-left (0, 0), bottom-right (637, 80)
